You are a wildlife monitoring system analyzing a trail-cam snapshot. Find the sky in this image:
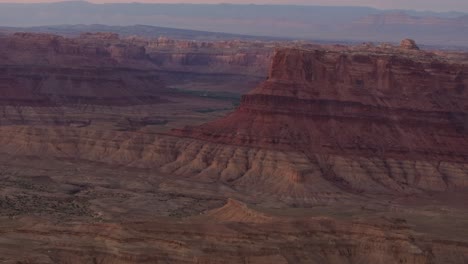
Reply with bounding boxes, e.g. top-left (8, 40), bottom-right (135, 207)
top-left (0, 0), bottom-right (467, 12)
